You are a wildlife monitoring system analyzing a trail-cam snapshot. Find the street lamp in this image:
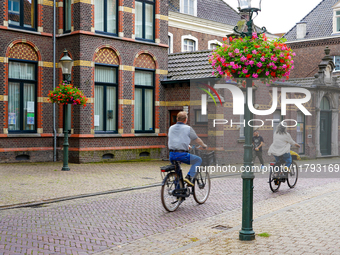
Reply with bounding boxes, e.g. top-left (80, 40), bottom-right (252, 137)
top-left (235, 0), bottom-right (266, 38)
top-left (234, 0), bottom-right (266, 241)
top-left (59, 49), bottom-right (73, 171)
